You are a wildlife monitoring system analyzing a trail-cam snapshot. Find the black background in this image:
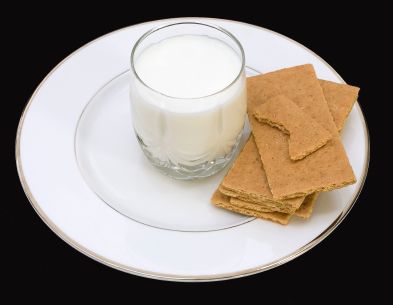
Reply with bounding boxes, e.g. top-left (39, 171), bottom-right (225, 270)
top-left (7, 3), bottom-right (383, 302)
